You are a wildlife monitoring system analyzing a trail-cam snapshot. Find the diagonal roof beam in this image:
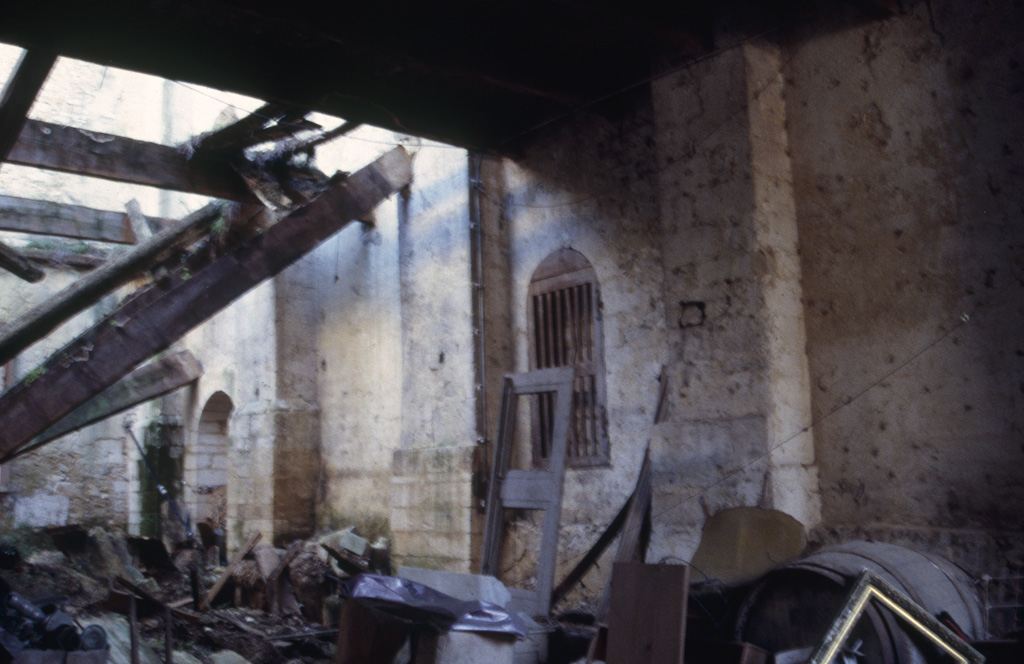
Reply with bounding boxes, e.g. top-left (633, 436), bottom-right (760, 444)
top-left (2, 350), bottom-right (202, 462)
top-left (8, 119), bottom-right (259, 203)
top-left (0, 201), bottom-right (229, 366)
top-left (0, 147), bottom-right (411, 457)
top-left (192, 101), bottom-right (299, 153)
top-left (0, 239), bottom-right (44, 282)
top-left (0, 49), bottom-right (56, 163)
